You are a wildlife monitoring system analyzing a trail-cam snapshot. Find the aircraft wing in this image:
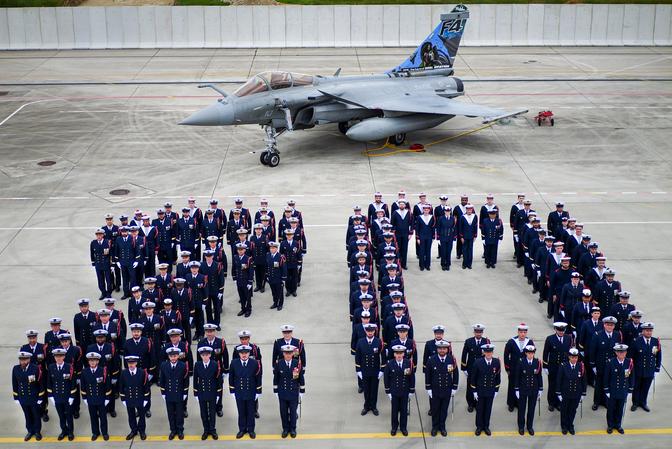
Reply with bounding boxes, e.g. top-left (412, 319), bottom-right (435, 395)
top-left (318, 86), bottom-right (527, 124)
